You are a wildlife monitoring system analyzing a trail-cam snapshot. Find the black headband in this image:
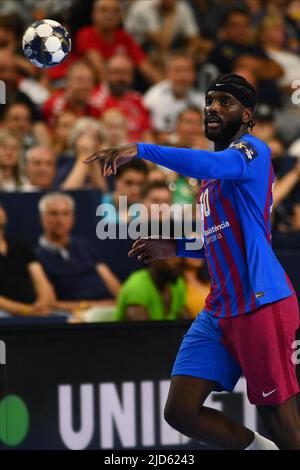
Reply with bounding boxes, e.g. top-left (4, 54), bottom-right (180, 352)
top-left (206, 81), bottom-right (256, 110)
